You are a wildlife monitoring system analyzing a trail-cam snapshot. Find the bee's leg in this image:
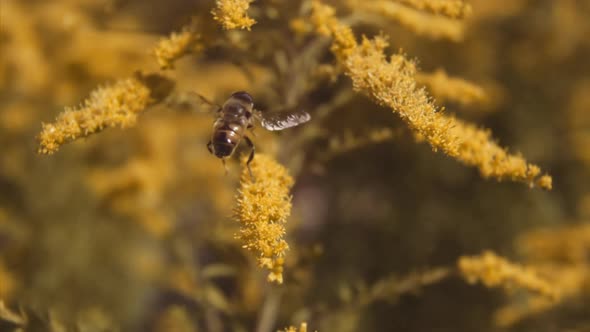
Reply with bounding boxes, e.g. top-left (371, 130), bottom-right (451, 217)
top-left (244, 136), bottom-right (255, 180)
top-left (207, 140), bottom-right (214, 155)
top-left (247, 118), bottom-right (257, 137)
top-left (221, 158), bottom-right (229, 176)
top-left (248, 126), bottom-right (257, 137)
